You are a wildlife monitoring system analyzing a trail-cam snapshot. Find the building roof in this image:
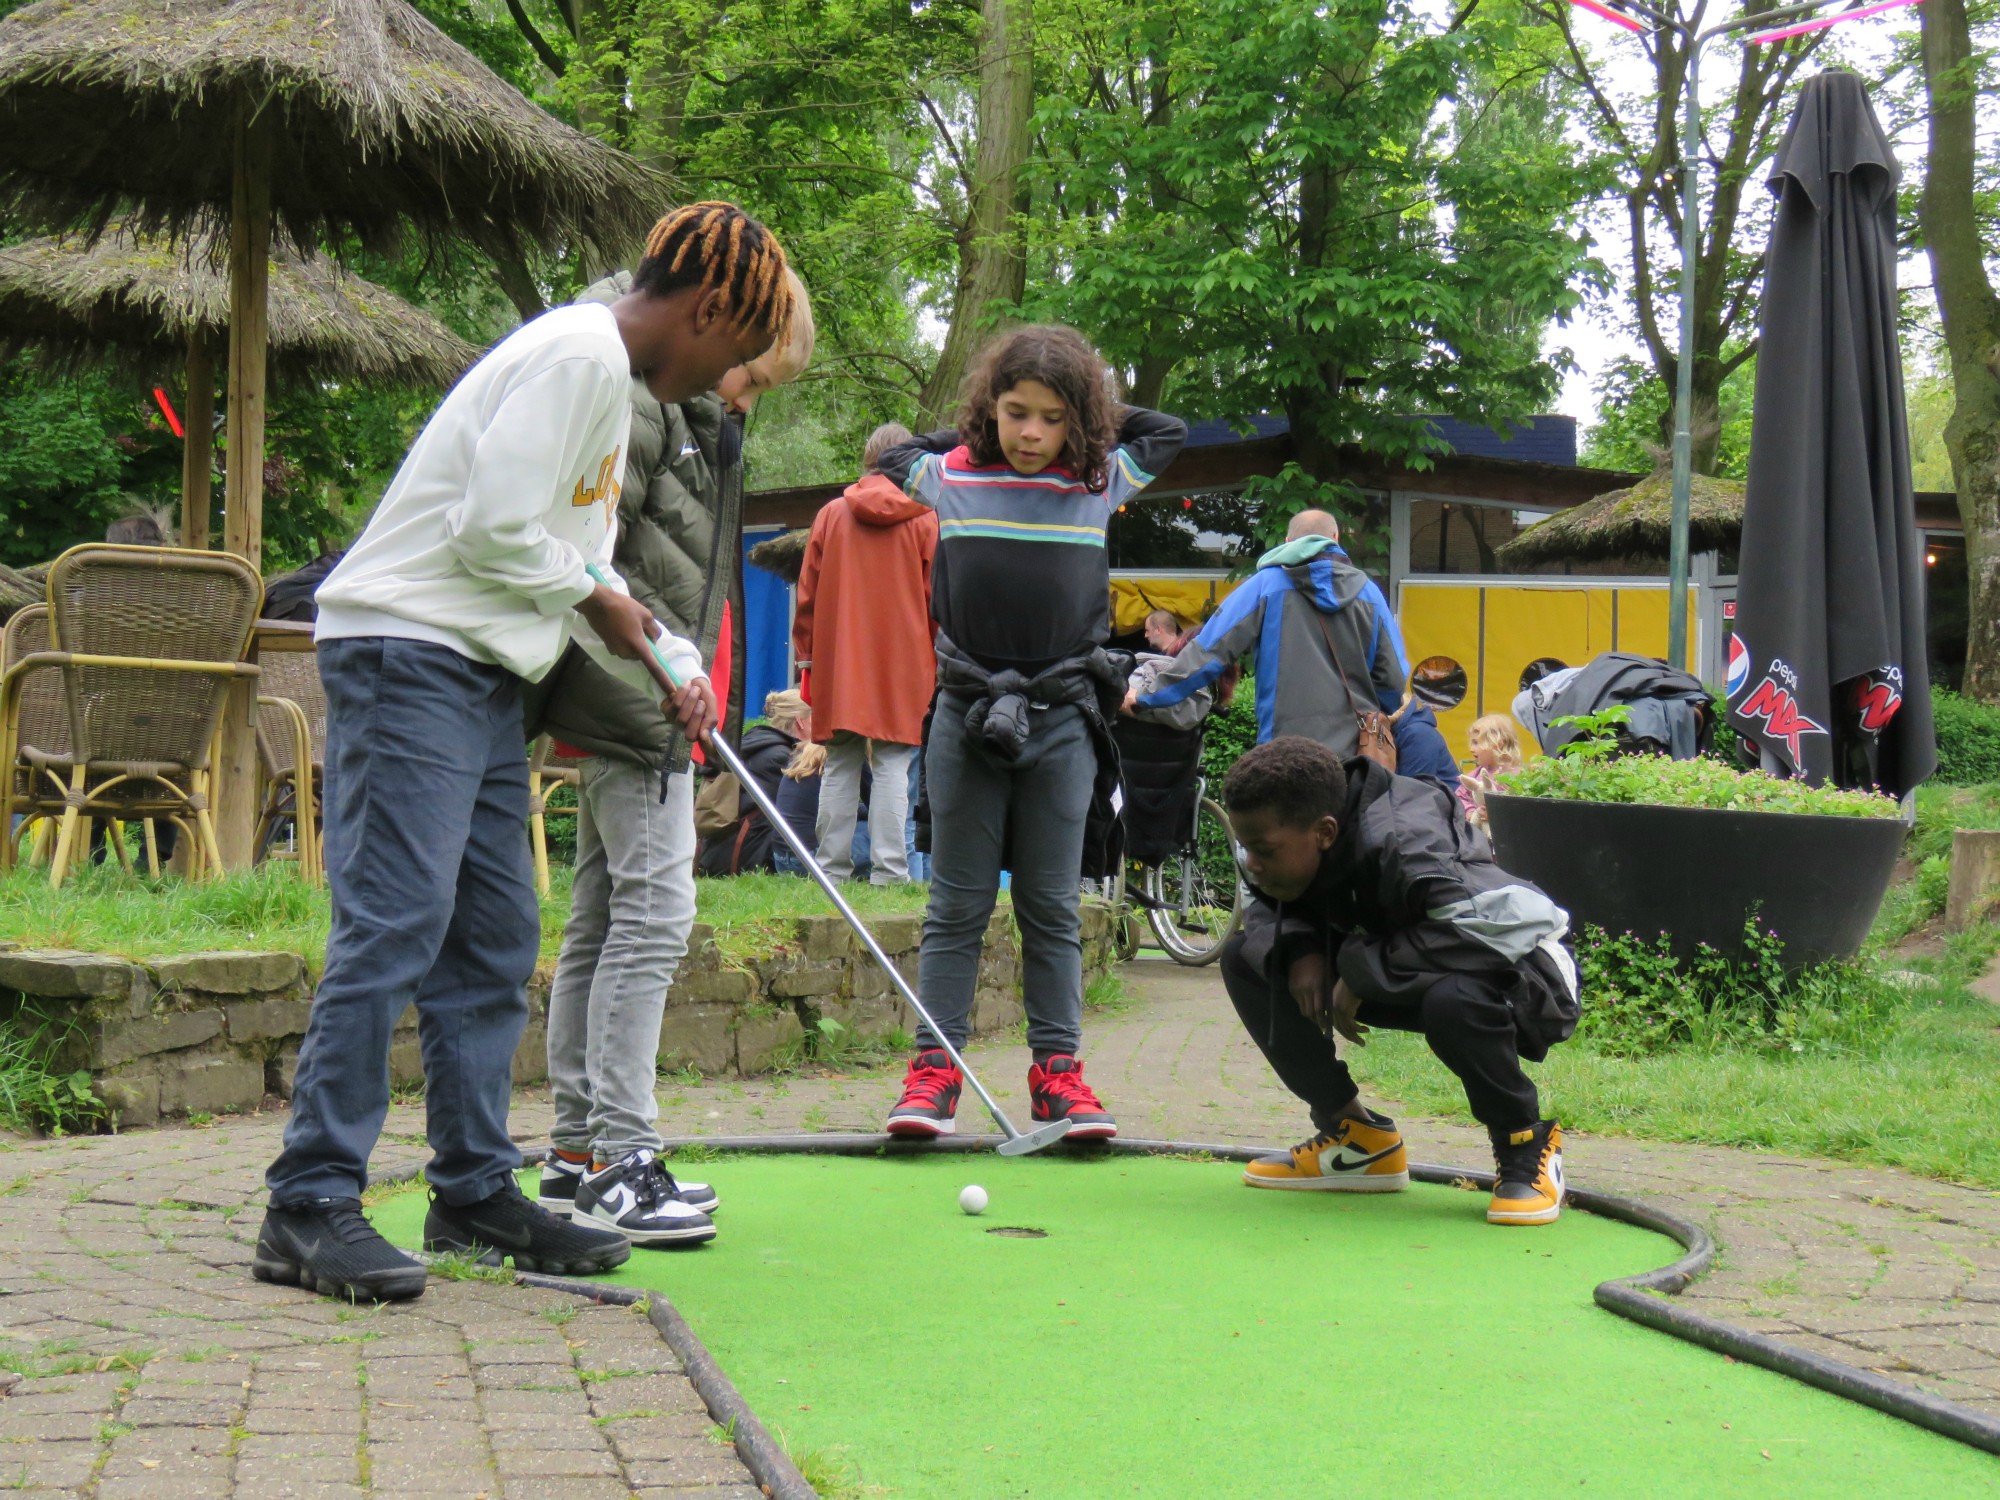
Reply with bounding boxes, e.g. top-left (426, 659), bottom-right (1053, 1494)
top-left (1182, 414), bottom-right (1578, 466)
